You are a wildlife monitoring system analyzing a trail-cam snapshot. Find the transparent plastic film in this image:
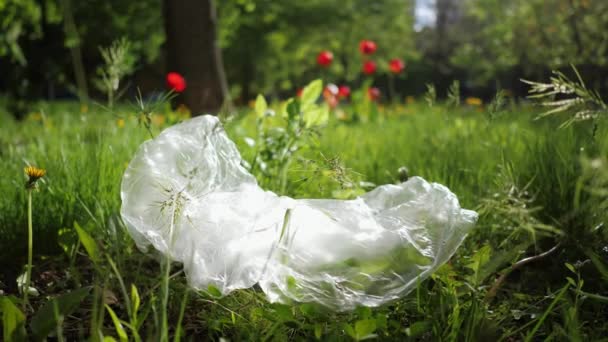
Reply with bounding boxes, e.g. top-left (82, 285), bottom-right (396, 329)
top-left (120, 115), bottom-right (478, 310)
